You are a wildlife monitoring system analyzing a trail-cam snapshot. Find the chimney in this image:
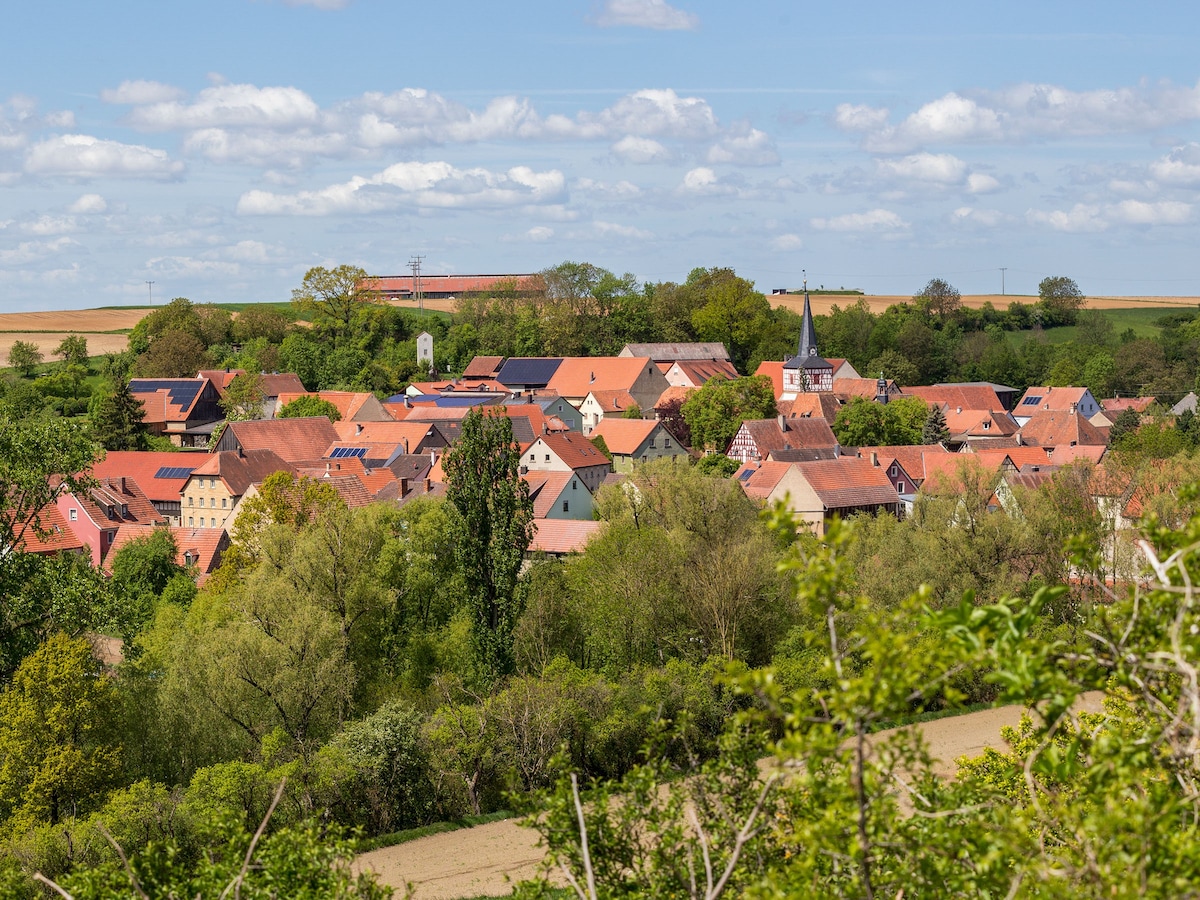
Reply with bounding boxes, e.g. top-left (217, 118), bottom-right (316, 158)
top-left (870, 451), bottom-right (878, 467)
top-left (430, 449), bottom-right (436, 466)
top-left (120, 476), bottom-right (126, 493)
top-left (401, 438), bottom-right (408, 454)
top-left (399, 477), bottom-right (409, 496)
top-left (425, 478), bottom-right (432, 493)
top-left (1070, 402), bottom-right (1078, 415)
top-left (778, 414), bottom-right (787, 432)
top-left (589, 371), bottom-right (595, 384)
top-left (356, 423), bottom-right (363, 436)
top-left (403, 396), bottom-right (411, 408)
top-left (542, 422), bottom-right (548, 434)
top-left (324, 462), bottom-right (331, 477)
